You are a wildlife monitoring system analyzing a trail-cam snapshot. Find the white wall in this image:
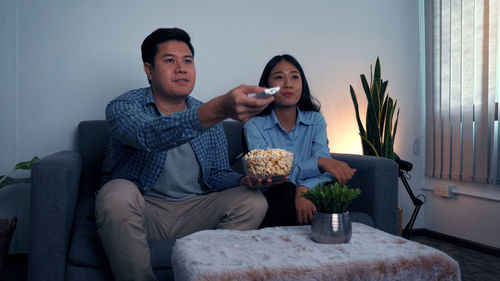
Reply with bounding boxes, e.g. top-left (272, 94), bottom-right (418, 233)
top-left (423, 179), bottom-right (500, 248)
top-left (2, 0), bottom-right (425, 253)
top-left (0, 0), bottom-right (29, 254)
